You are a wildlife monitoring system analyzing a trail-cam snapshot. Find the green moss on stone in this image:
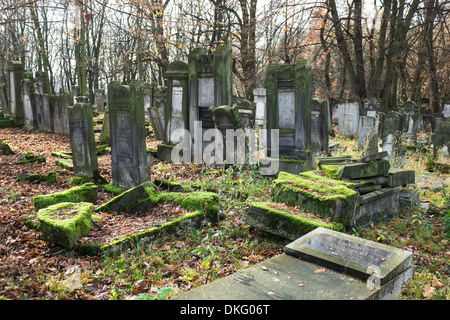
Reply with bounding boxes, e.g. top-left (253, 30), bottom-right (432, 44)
top-left (33, 182), bottom-right (98, 210)
top-left (0, 141), bottom-right (15, 154)
top-left (13, 155), bottom-right (46, 165)
top-left (246, 202), bottom-right (343, 240)
top-left (271, 171), bottom-right (358, 226)
top-left (37, 202), bottom-right (94, 248)
top-left (16, 172), bottom-right (57, 184)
